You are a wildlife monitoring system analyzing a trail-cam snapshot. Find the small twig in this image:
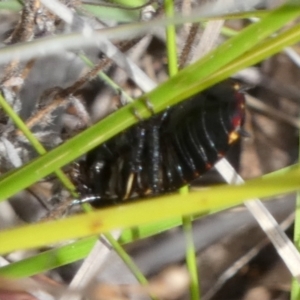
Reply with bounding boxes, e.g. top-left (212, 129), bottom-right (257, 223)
top-left (6, 0), bottom-right (39, 44)
top-left (61, 57), bottom-right (112, 97)
top-left (0, 0), bottom-right (48, 119)
top-left (1, 0), bottom-right (40, 85)
top-left (179, 23), bottom-right (199, 68)
top-left (18, 59), bottom-right (36, 84)
top-left (19, 34), bottom-right (149, 135)
top-left (181, 0), bottom-right (192, 31)
top-left (191, 19), bottom-right (224, 62)
top-left (0, 60), bottom-right (20, 86)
